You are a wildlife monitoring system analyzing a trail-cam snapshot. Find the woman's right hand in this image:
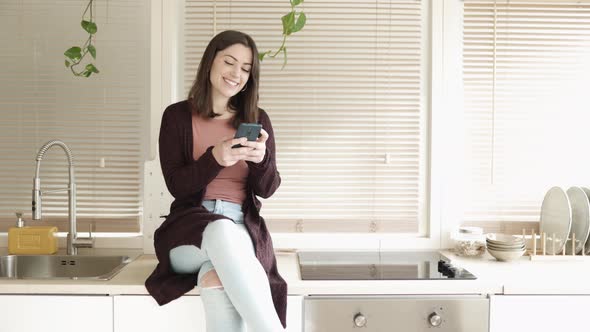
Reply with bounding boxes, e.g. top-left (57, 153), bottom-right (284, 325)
top-left (211, 136), bottom-right (254, 167)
